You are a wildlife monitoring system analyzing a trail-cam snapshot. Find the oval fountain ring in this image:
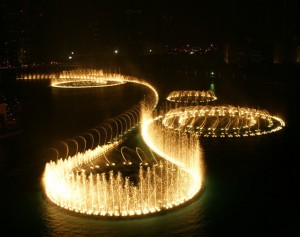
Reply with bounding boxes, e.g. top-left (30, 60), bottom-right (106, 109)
top-left (51, 69), bottom-right (126, 88)
top-left (51, 79), bottom-right (125, 88)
